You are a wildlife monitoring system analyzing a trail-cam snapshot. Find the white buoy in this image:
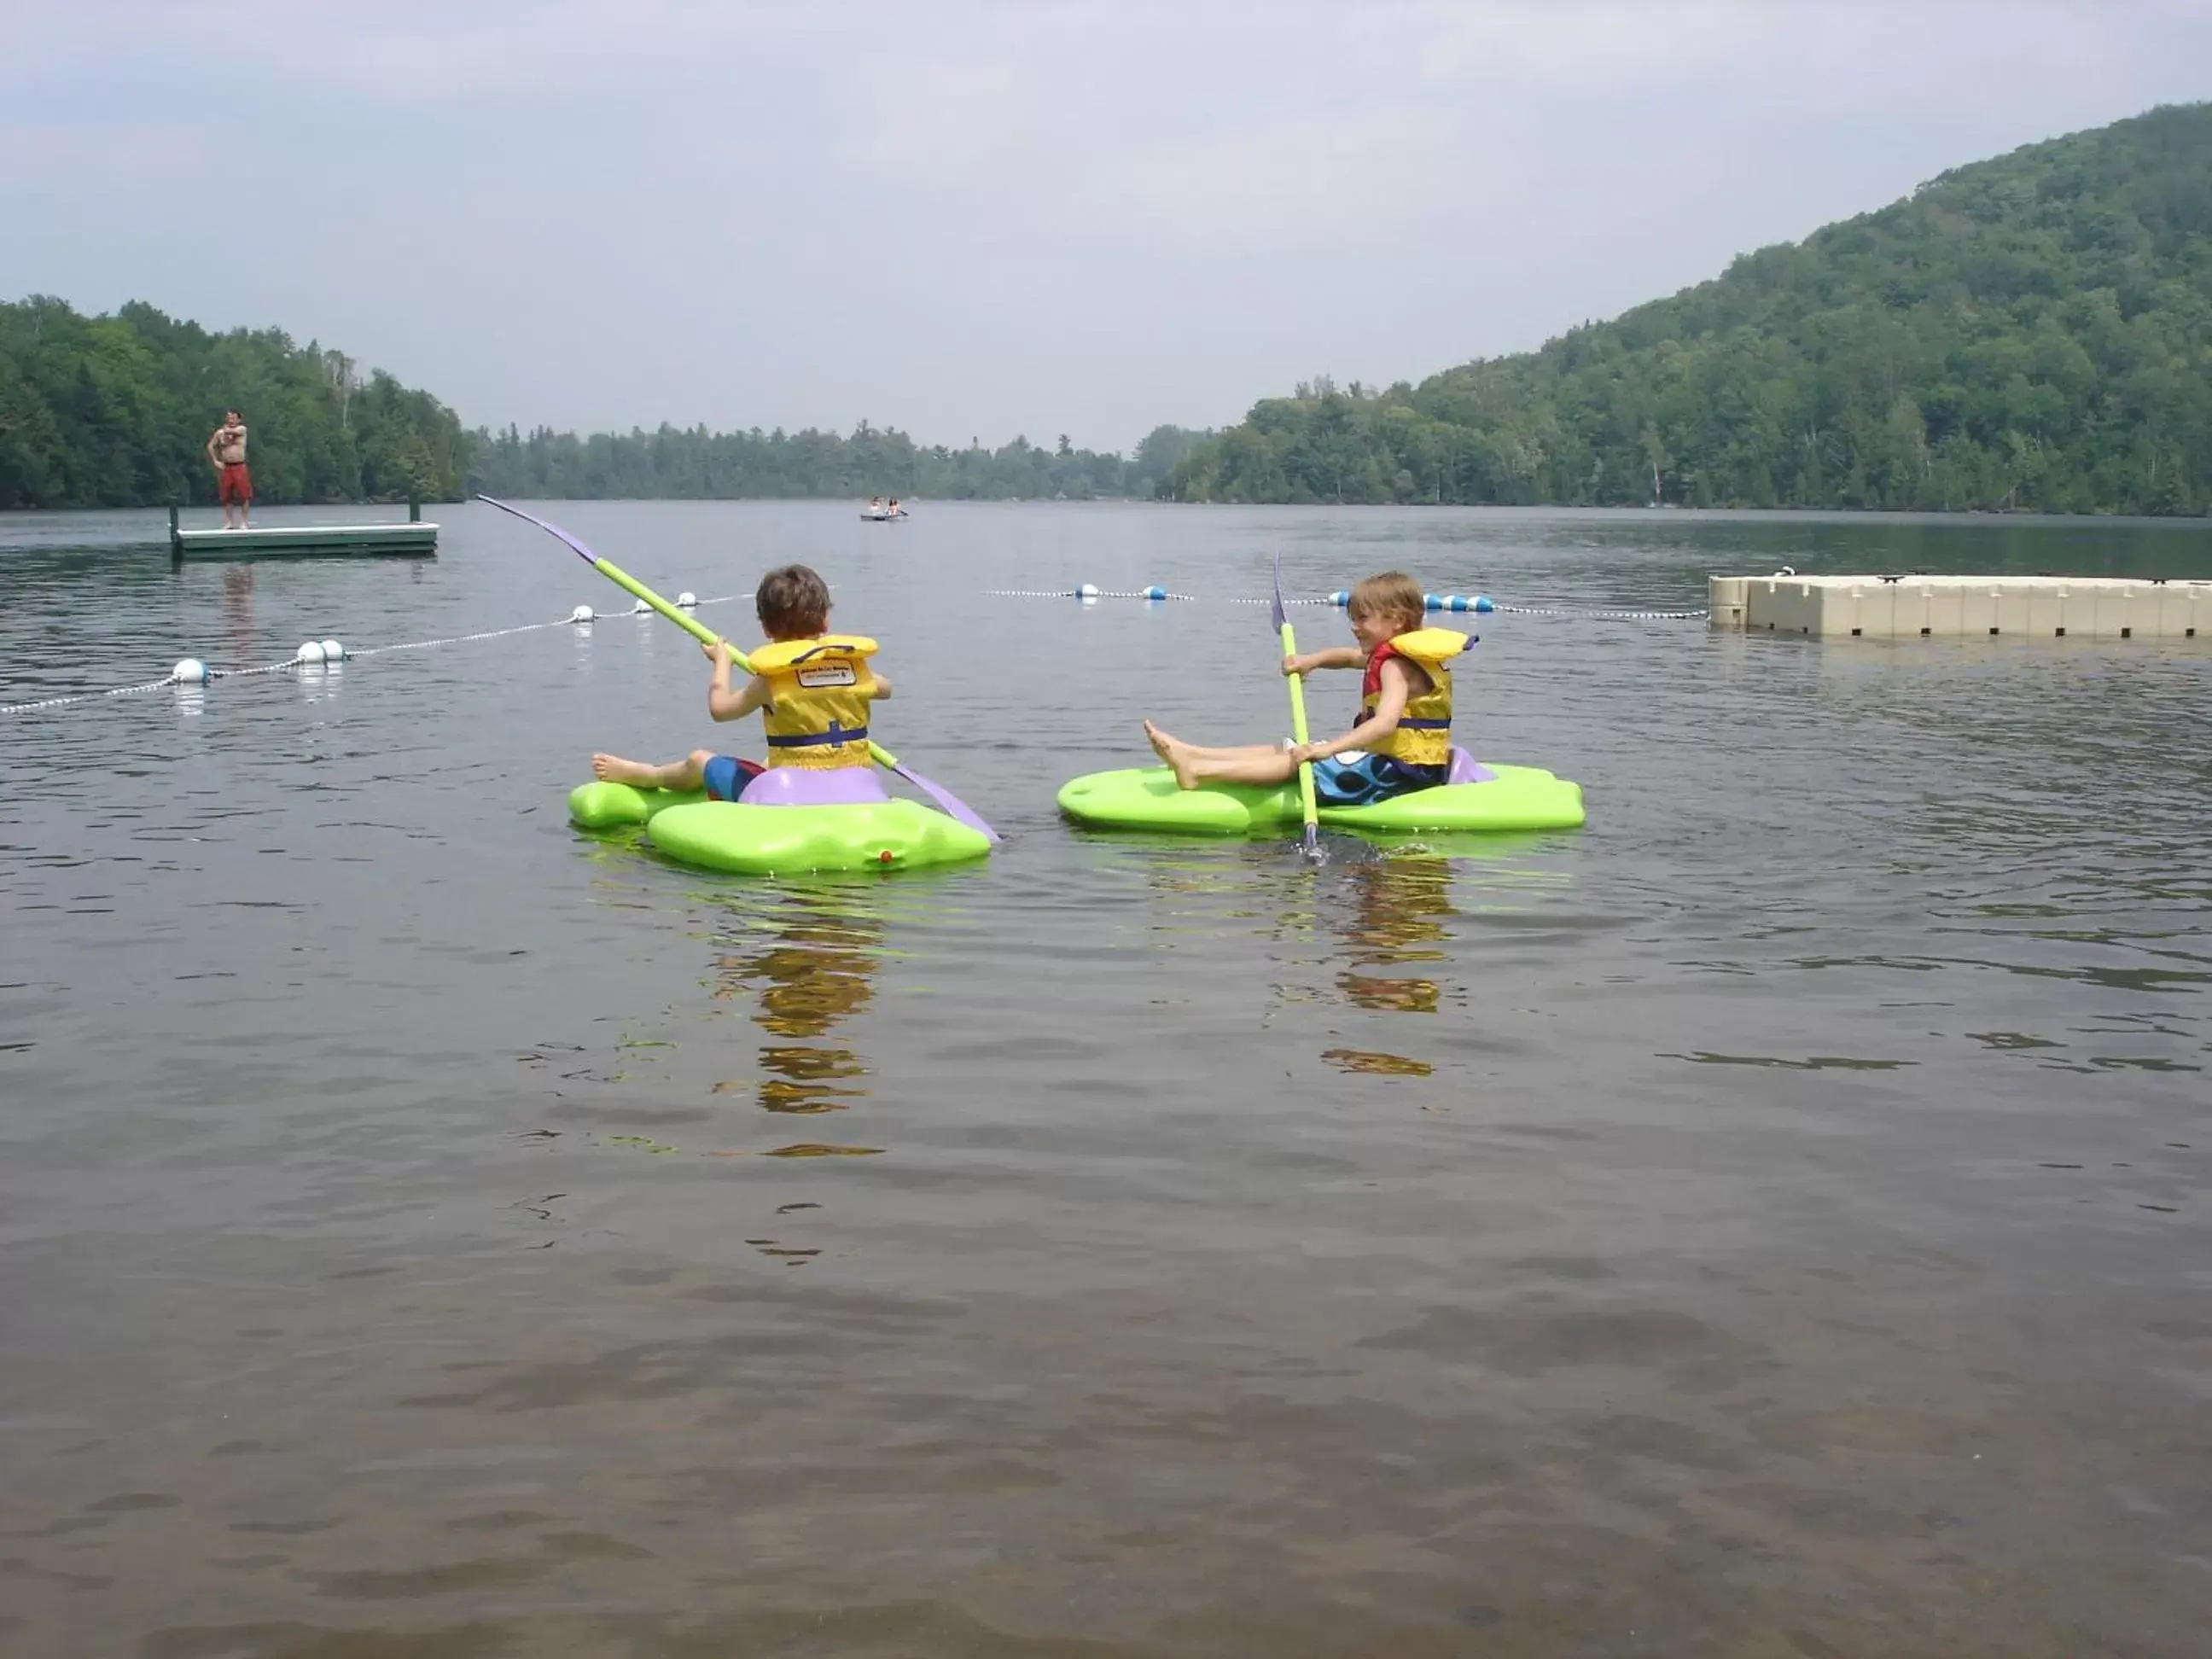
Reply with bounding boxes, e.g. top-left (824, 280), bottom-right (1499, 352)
top-left (294, 641), bottom-right (327, 665)
top-left (172, 658), bottom-right (208, 684)
top-left (570, 604), bottom-right (596, 624)
top-left (320, 638), bottom-right (346, 661)
top-left (676, 591), bottom-right (697, 608)
top-left (1076, 584), bottom-right (1100, 599)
